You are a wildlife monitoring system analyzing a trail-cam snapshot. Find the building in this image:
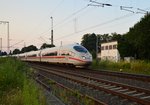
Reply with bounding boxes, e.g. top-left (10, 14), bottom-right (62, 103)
top-left (100, 41), bottom-right (120, 62)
